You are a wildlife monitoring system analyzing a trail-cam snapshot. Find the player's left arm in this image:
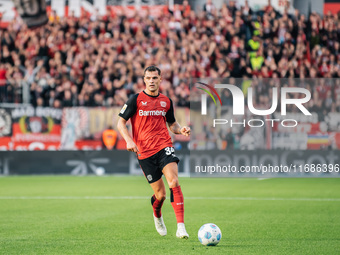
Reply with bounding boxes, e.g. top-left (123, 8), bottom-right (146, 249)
top-left (166, 98), bottom-right (190, 137)
top-left (168, 122), bottom-right (191, 137)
